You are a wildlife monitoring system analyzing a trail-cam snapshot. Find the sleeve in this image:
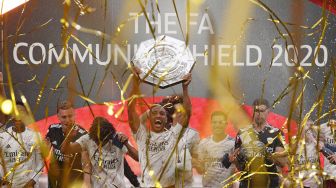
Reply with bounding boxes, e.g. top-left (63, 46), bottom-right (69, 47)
top-left (31, 133), bottom-right (44, 183)
top-left (197, 139), bottom-right (206, 161)
top-left (190, 132), bottom-right (200, 157)
top-left (45, 126), bottom-right (52, 140)
top-left (134, 123), bottom-right (146, 143)
top-left (75, 134), bottom-right (89, 151)
top-left (171, 123), bottom-right (183, 137)
top-left (75, 126), bottom-right (87, 140)
top-left (319, 123), bottom-right (327, 144)
top-left (121, 145), bottom-right (128, 154)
